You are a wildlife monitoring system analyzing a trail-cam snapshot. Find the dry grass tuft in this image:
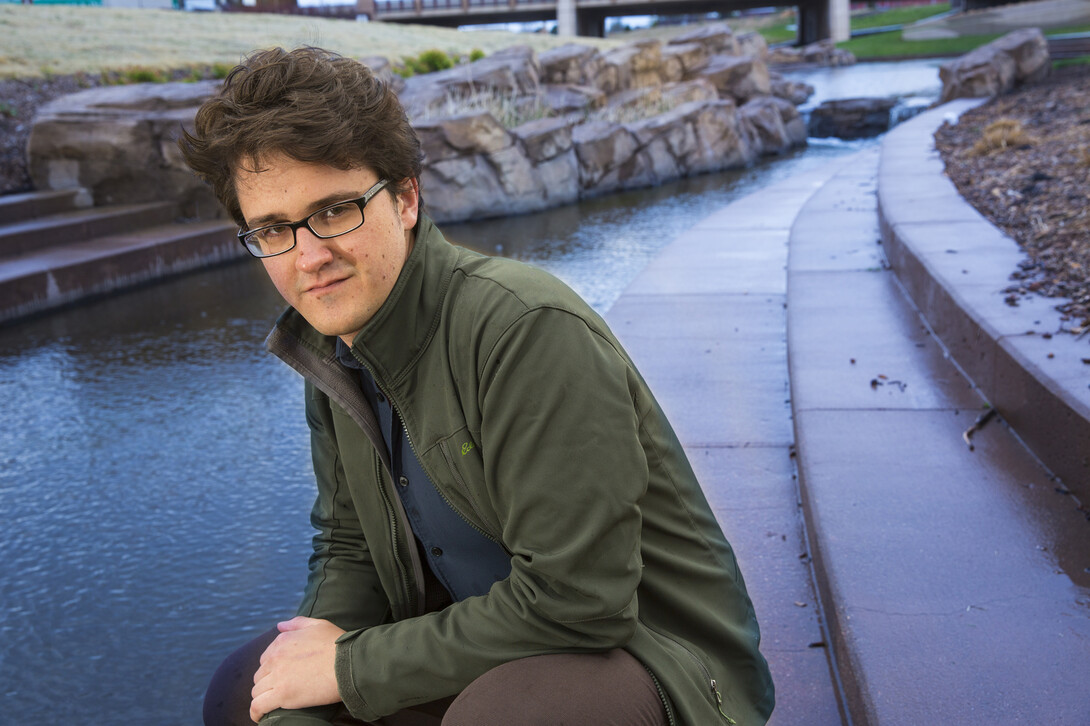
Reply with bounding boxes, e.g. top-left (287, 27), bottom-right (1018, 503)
top-left (969, 118), bottom-right (1033, 156)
